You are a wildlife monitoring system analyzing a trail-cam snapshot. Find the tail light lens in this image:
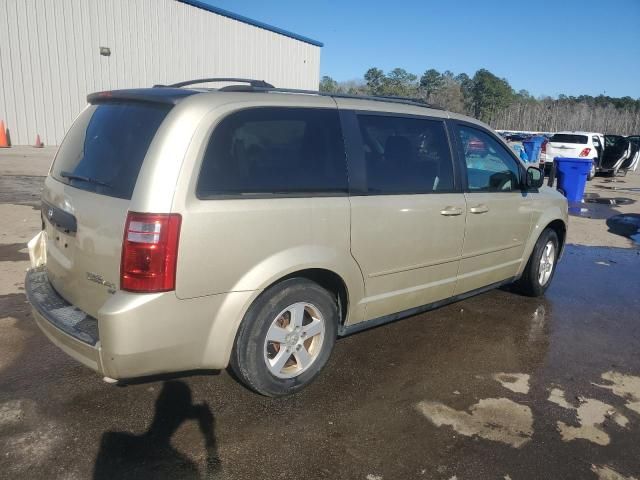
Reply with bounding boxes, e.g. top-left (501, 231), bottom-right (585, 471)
top-left (120, 212), bottom-right (182, 292)
top-left (579, 148), bottom-right (591, 157)
top-left (541, 141), bottom-right (547, 153)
